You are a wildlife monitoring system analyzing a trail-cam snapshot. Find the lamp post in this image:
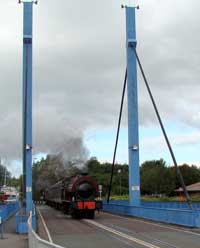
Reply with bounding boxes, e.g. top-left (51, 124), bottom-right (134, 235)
top-left (99, 185), bottom-right (102, 200)
top-left (118, 169), bottom-right (122, 196)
